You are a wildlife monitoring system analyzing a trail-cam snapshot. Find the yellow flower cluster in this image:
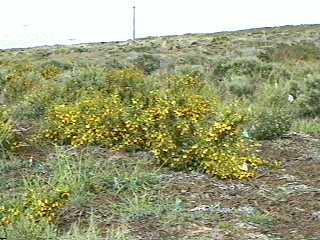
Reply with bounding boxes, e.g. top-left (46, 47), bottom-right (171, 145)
top-left (0, 207), bottom-right (19, 226)
top-left (41, 65), bottom-right (62, 80)
top-left (0, 189), bottom-right (70, 227)
top-left (24, 190), bottom-right (70, 223)
top-left (42, 94), bottom-right (126, 147)
top-left (167, 73), bottom-right (203, 90)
